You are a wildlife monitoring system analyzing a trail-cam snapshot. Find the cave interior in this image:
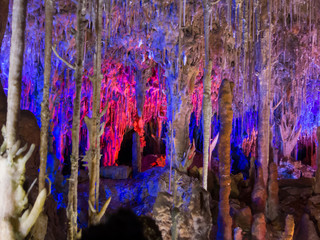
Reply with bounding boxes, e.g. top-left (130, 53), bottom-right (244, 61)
top-left (0, 0), bottom-right (320, 239)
